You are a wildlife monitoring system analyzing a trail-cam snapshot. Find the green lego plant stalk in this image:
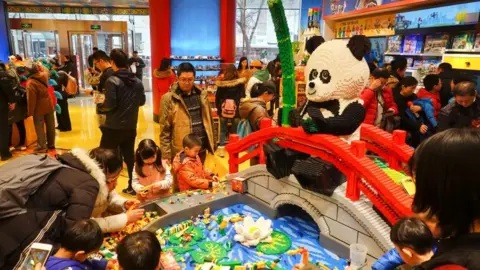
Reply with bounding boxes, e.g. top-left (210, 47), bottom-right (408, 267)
top-left (268, 0), bottom-right (296, 127)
